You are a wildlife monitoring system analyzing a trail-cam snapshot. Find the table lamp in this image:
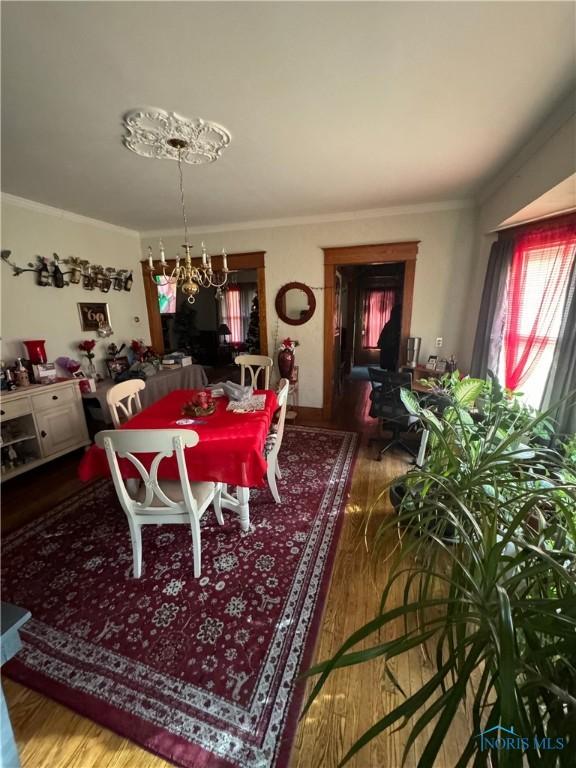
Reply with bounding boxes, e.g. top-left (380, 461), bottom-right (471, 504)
top-left (218, 323), bottom-right (231, 344)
